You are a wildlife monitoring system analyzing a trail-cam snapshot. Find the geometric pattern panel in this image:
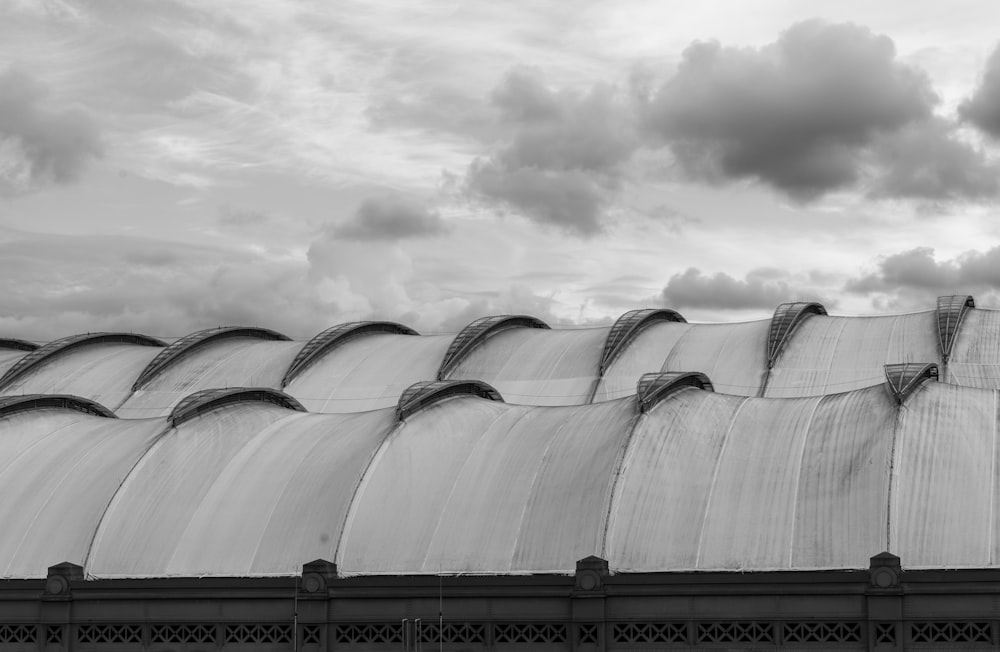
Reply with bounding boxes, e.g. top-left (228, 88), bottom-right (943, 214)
top-left (577, 624), bottom-right (599, 645)
top-left (875, 623), bottom-right (896, 645)
top-left (493, 623), bottom-right (567, 644)
top-left (45, 625), bottom-right (63, 645)
top-left (910, 621), bottom-right (990, 644)
top-left (302, 625), bottom-right (322, 646)
top-left (696, 622), bottom-right (773, 644)
top-left (224, 624), bottom-right (293, 644)
top-left (76, 624), bottom-right (142, 644)
top-left (0, 625), bottom-right (36, 643)
top-left (150, 624), bottom-right (216, 644)
top-left (335, 624), bottom-right (403, 644)
top-left (612, 622), bottom-right (686, 644)
top-left (783, 622), bottom-right (862, 643)
top-left (419, 623), bottom-right (486, 644)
